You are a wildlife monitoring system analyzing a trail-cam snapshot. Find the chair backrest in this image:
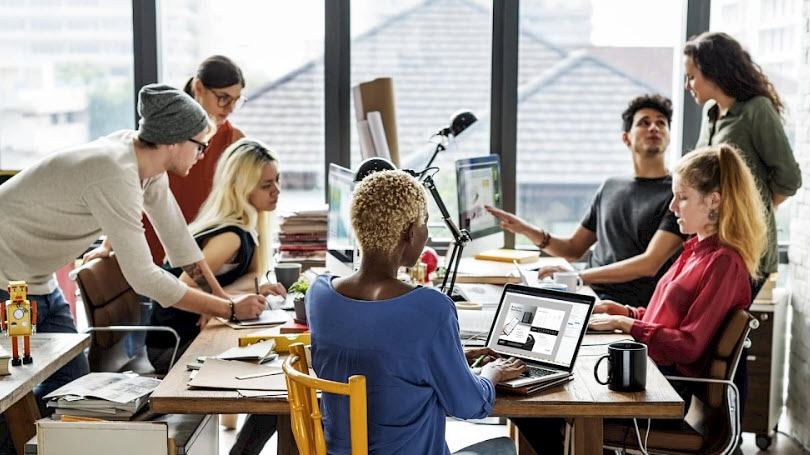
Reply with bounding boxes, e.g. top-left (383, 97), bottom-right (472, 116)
top-left (702, 309), bottom-right (754, 407)
top-left (687, 308), bottom-right (754, 454)
top-left (73, 254), bottom-right (142, 371)
top-left (282, 343), bottom-right (368, 455)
